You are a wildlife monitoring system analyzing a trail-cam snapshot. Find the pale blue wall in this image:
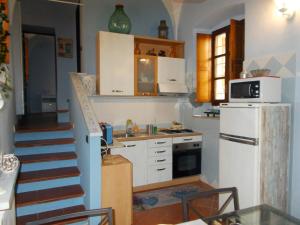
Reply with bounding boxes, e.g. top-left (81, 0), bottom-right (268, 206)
top-left (81, 0), bottom-right (174, 74)
top-left (245, 0), bottom-right (300, 218)
top-left (70, 78), bottom-right (101, 224)
top-left (21, 0), bottom-right (77, 110)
